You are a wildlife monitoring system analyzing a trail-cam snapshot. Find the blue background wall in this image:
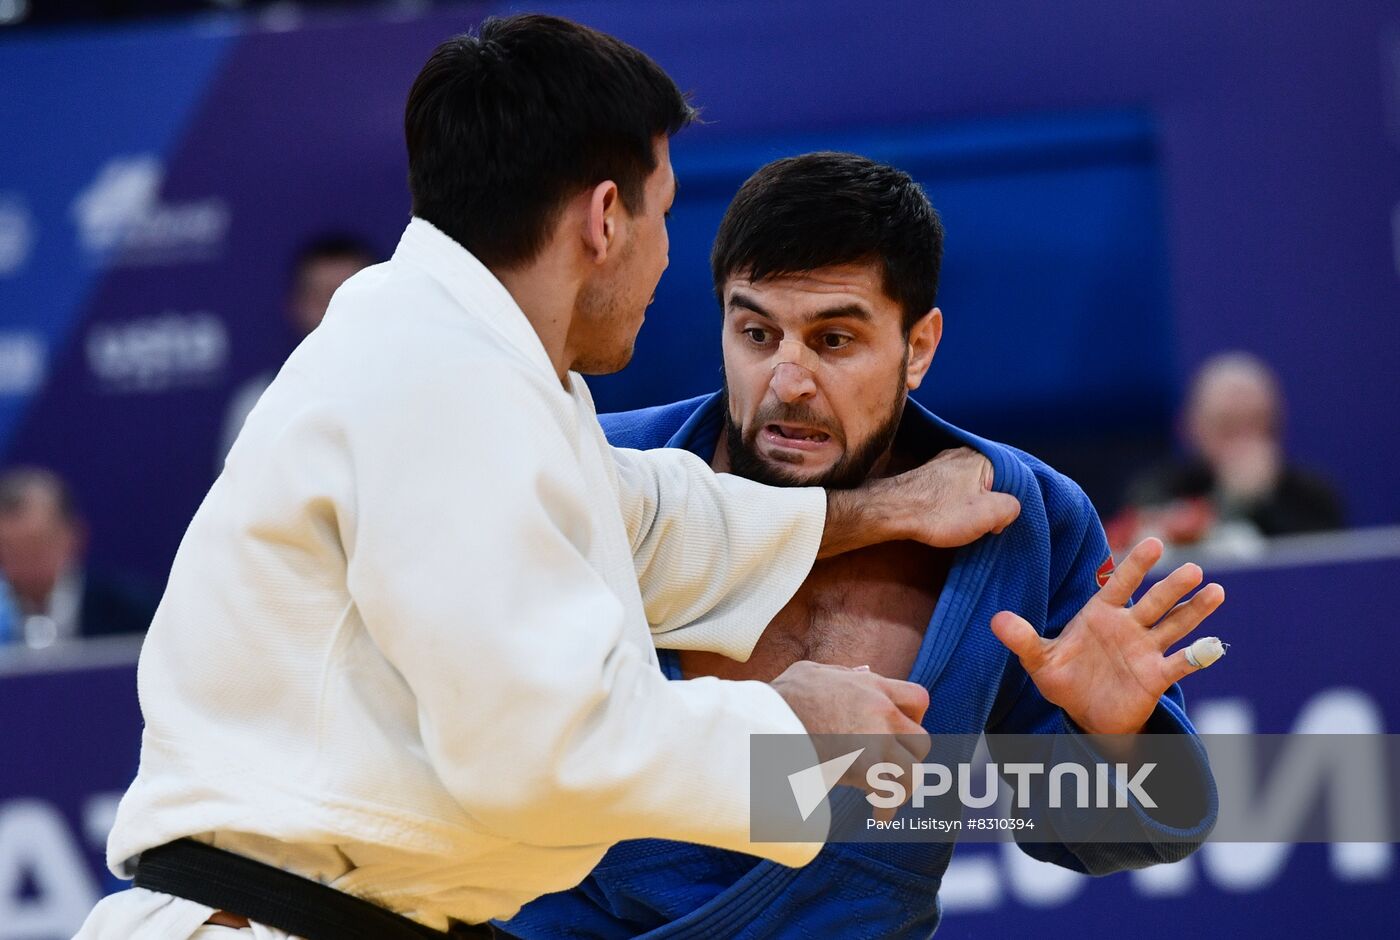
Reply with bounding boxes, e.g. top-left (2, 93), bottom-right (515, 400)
top-left (1, 0), bottom-right (1396, 592)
